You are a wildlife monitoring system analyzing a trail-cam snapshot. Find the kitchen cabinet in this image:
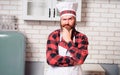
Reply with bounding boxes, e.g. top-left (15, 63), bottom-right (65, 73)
top-left (23, 0), bottom-right (82, 21)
